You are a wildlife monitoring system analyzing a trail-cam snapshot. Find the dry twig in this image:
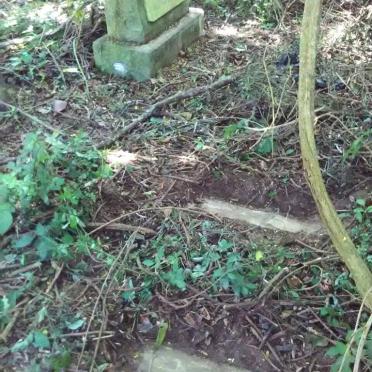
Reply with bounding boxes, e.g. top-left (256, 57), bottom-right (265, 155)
top-left (98, 73), bottom-right (240, 148)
